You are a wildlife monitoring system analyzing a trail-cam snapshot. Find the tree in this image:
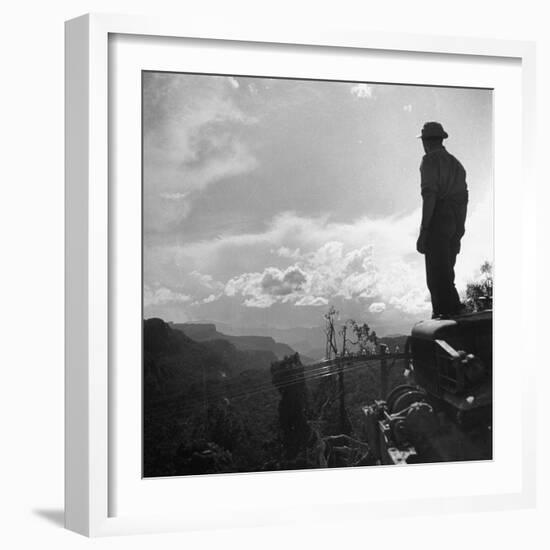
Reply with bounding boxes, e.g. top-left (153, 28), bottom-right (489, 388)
top-left (465, 261), bottom-right (493, 312)
top-left (270, 353), bottom-right (311, 459)
top-left (347, 320), bottom-right (378, 355)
